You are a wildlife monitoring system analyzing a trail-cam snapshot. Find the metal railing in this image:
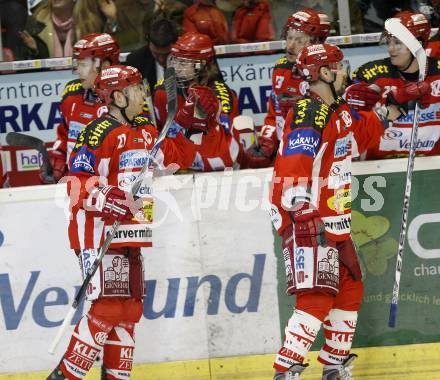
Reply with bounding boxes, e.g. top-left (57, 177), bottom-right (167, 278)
top-left (0, 29), bottom-right (437, 73)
